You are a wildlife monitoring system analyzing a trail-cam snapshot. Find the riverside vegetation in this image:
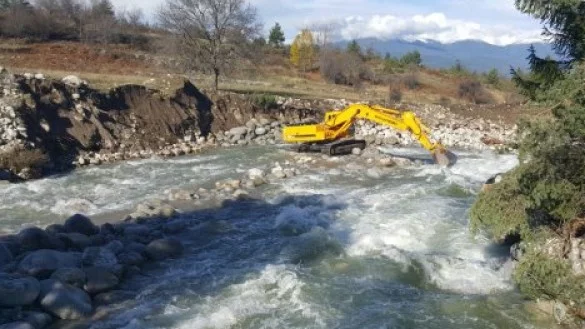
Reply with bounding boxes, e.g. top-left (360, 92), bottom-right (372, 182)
top-left (470, 0), bottom-right (585, 324)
